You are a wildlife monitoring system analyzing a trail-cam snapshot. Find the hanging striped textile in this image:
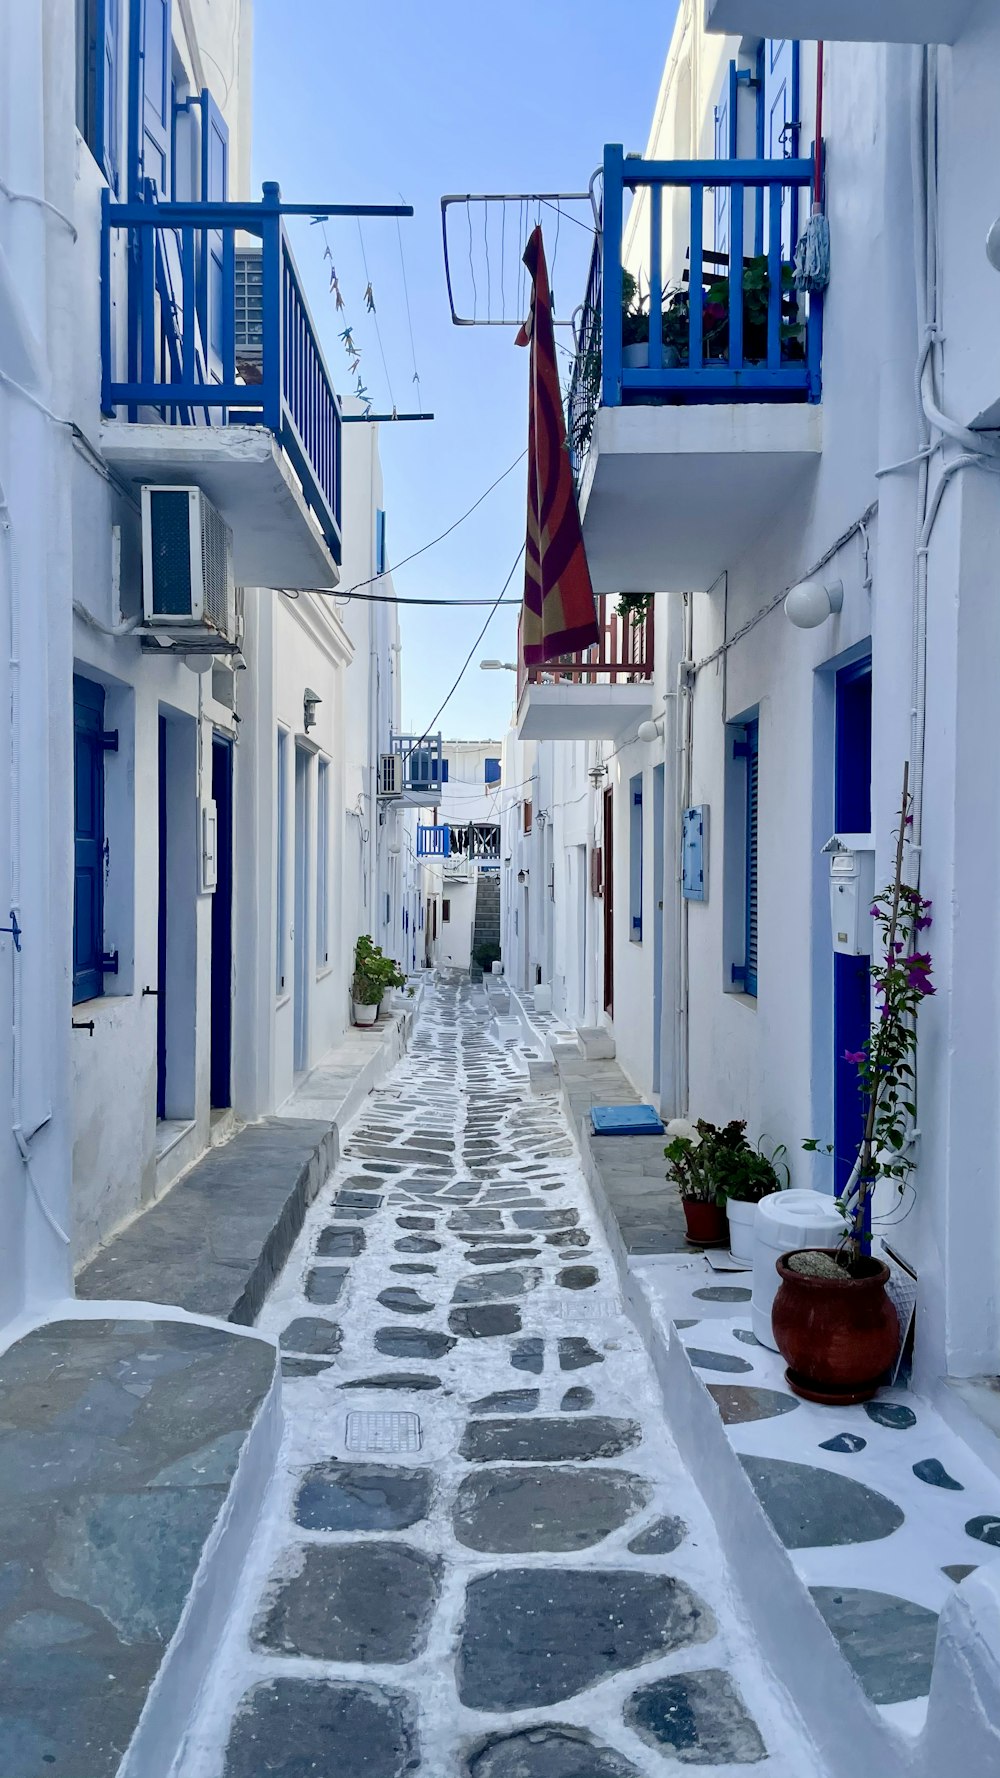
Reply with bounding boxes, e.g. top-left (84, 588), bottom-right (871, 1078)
top-left (516, 226), bottom-right (600, 665)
